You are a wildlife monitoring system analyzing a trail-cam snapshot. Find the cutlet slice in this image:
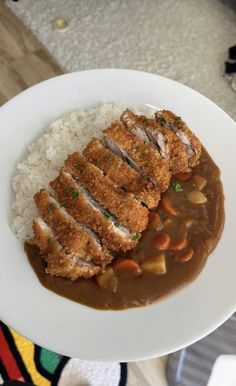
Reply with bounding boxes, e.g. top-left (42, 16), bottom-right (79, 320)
top-left (33, 218), bottom-right (101, 280)
top-left (103, 121), bottom-right (171, 192)
top-left (121, 109), bottom-right (189, 175)
top-left (65, 152), bottom-right (148, 233)
top-left (83, 138), bottom-right (160, 209)
top-left (50, 169), bottom-right (137, 251)
top-left (34, 189), bottom-right (112, 266)
top-left (155, 110), bottom-right (201, 168)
